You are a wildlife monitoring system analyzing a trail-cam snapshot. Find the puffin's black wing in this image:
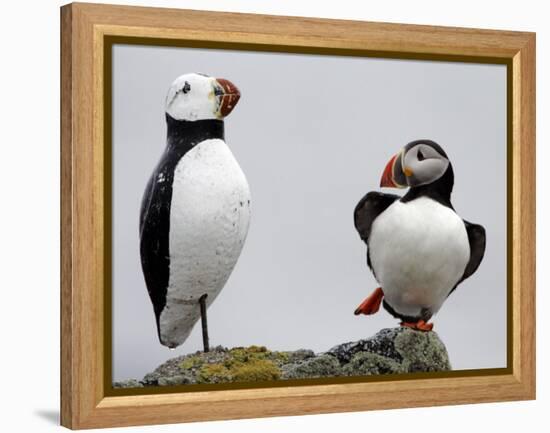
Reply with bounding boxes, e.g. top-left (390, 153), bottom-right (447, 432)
top-left (139, 159), bottom-right (176, 337)
top-left (354, 191), bottom-right (400, 275)
top-left (354, 191), bottom-right (400, 243)
top-left (460, 221), bottom-right (486, 282)
top-left (449, 220), bottom-right (486, 295)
